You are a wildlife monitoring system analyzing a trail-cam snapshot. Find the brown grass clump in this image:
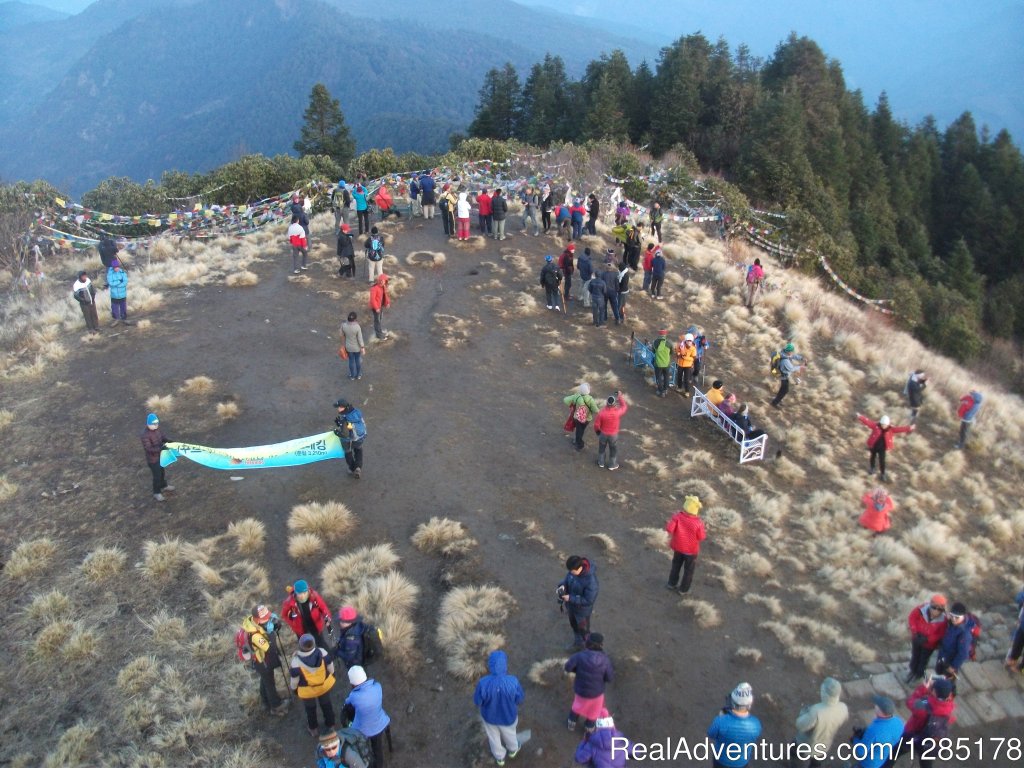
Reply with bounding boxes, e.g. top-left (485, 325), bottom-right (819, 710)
top-left (224, 518), bottom-right (264, 555)
top-left (743, 593), bottom-right (783, 617)
top-left (356, 571), bottom-right (421, 620)
top-left (735, 551), bottom-right (773, 578)
top-left (587, 533), bottom-right (620, 563)
top-left (320, 543), bottom-right (400, 601)
top-left (633, 527), bottom-right (671, 557)
top-left (437, 586), bottom-right (516, 680)
top-left (143, 611), bottom-right (189, 650)
top-left (117, 655), bottom-right (162, 695)
top-left (287, 501), bottom-right (356, 543)
top-left (216, 401), bottom-right (241, 420)
top-left (191, 561), bottom-right (225, 587)
top-left (406, 250), bottom-right (447, 267)
top-left (179, 375), bottom-right (216, 397)
top-left (527, 657), bottom-right (568, 686)
top-left (288, 533), bottom-right (325, 561)
top-left (34, 619), bottom-right (74, 661)
top-left (0, 475), bottom-right (18, 502)
top-left (5, 537), bottom-right (58, 579)
top-left (734, 647), bottom-right (763, 664)
top-left (680, 597), bottom-right (721, 628)
top-left (0, 408), bottom-right (13, 430)
top-left (517, 519), bottom-right (556, 550)
top-left (145, 393), bottom-right (174, 413)
top-left (42, 722), bottom-right (100, 768)
top-left (411, 517), bottom-right (478, 556)
top-left (80, 546), bottom-right (128, 583)
top-left (25, 590), bottom-right (72, 624)
top-left (140, 536), bottom-right (191, 584)
top-left (225, 270), bottom-right (259, 287)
